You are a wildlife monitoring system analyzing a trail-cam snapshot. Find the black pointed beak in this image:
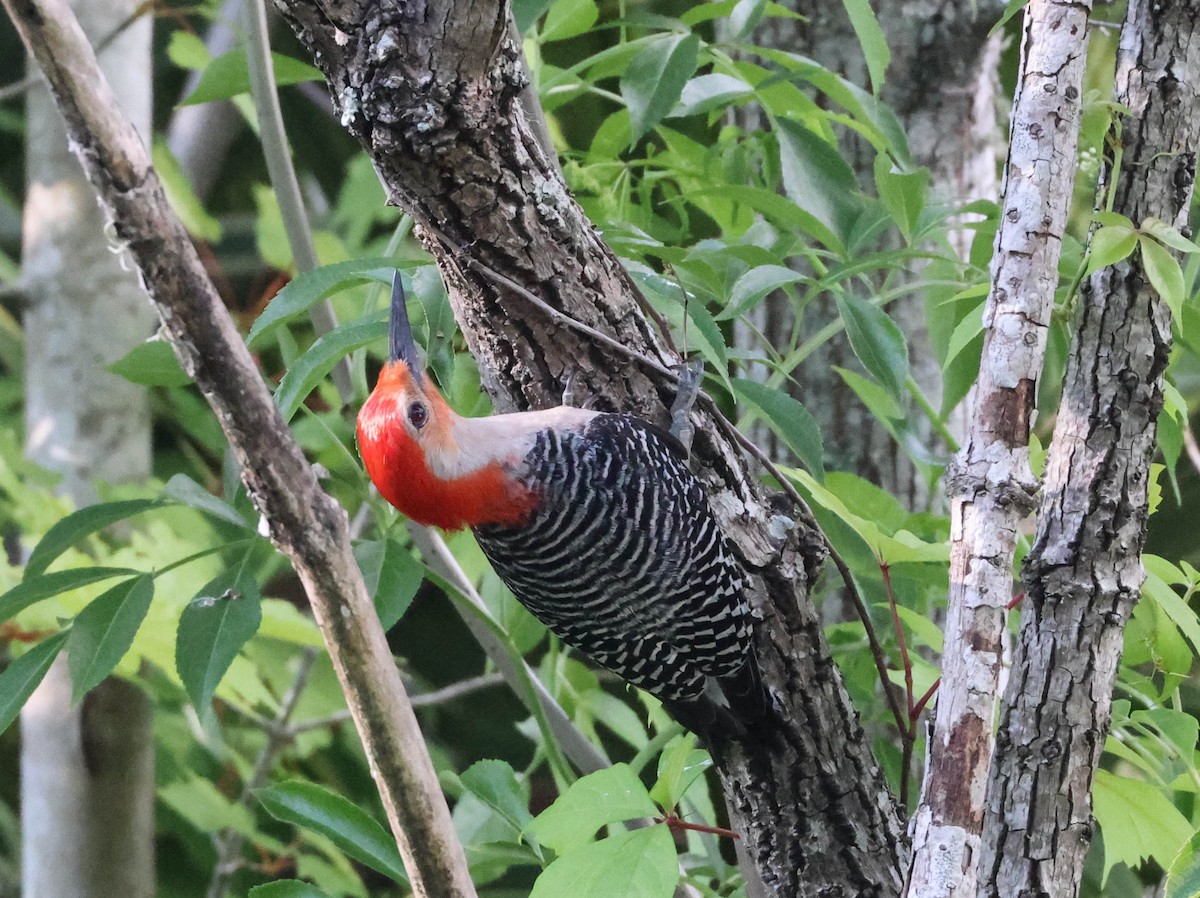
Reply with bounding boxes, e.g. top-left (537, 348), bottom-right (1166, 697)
top-left (388, 270), bottom-right (424, 381)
